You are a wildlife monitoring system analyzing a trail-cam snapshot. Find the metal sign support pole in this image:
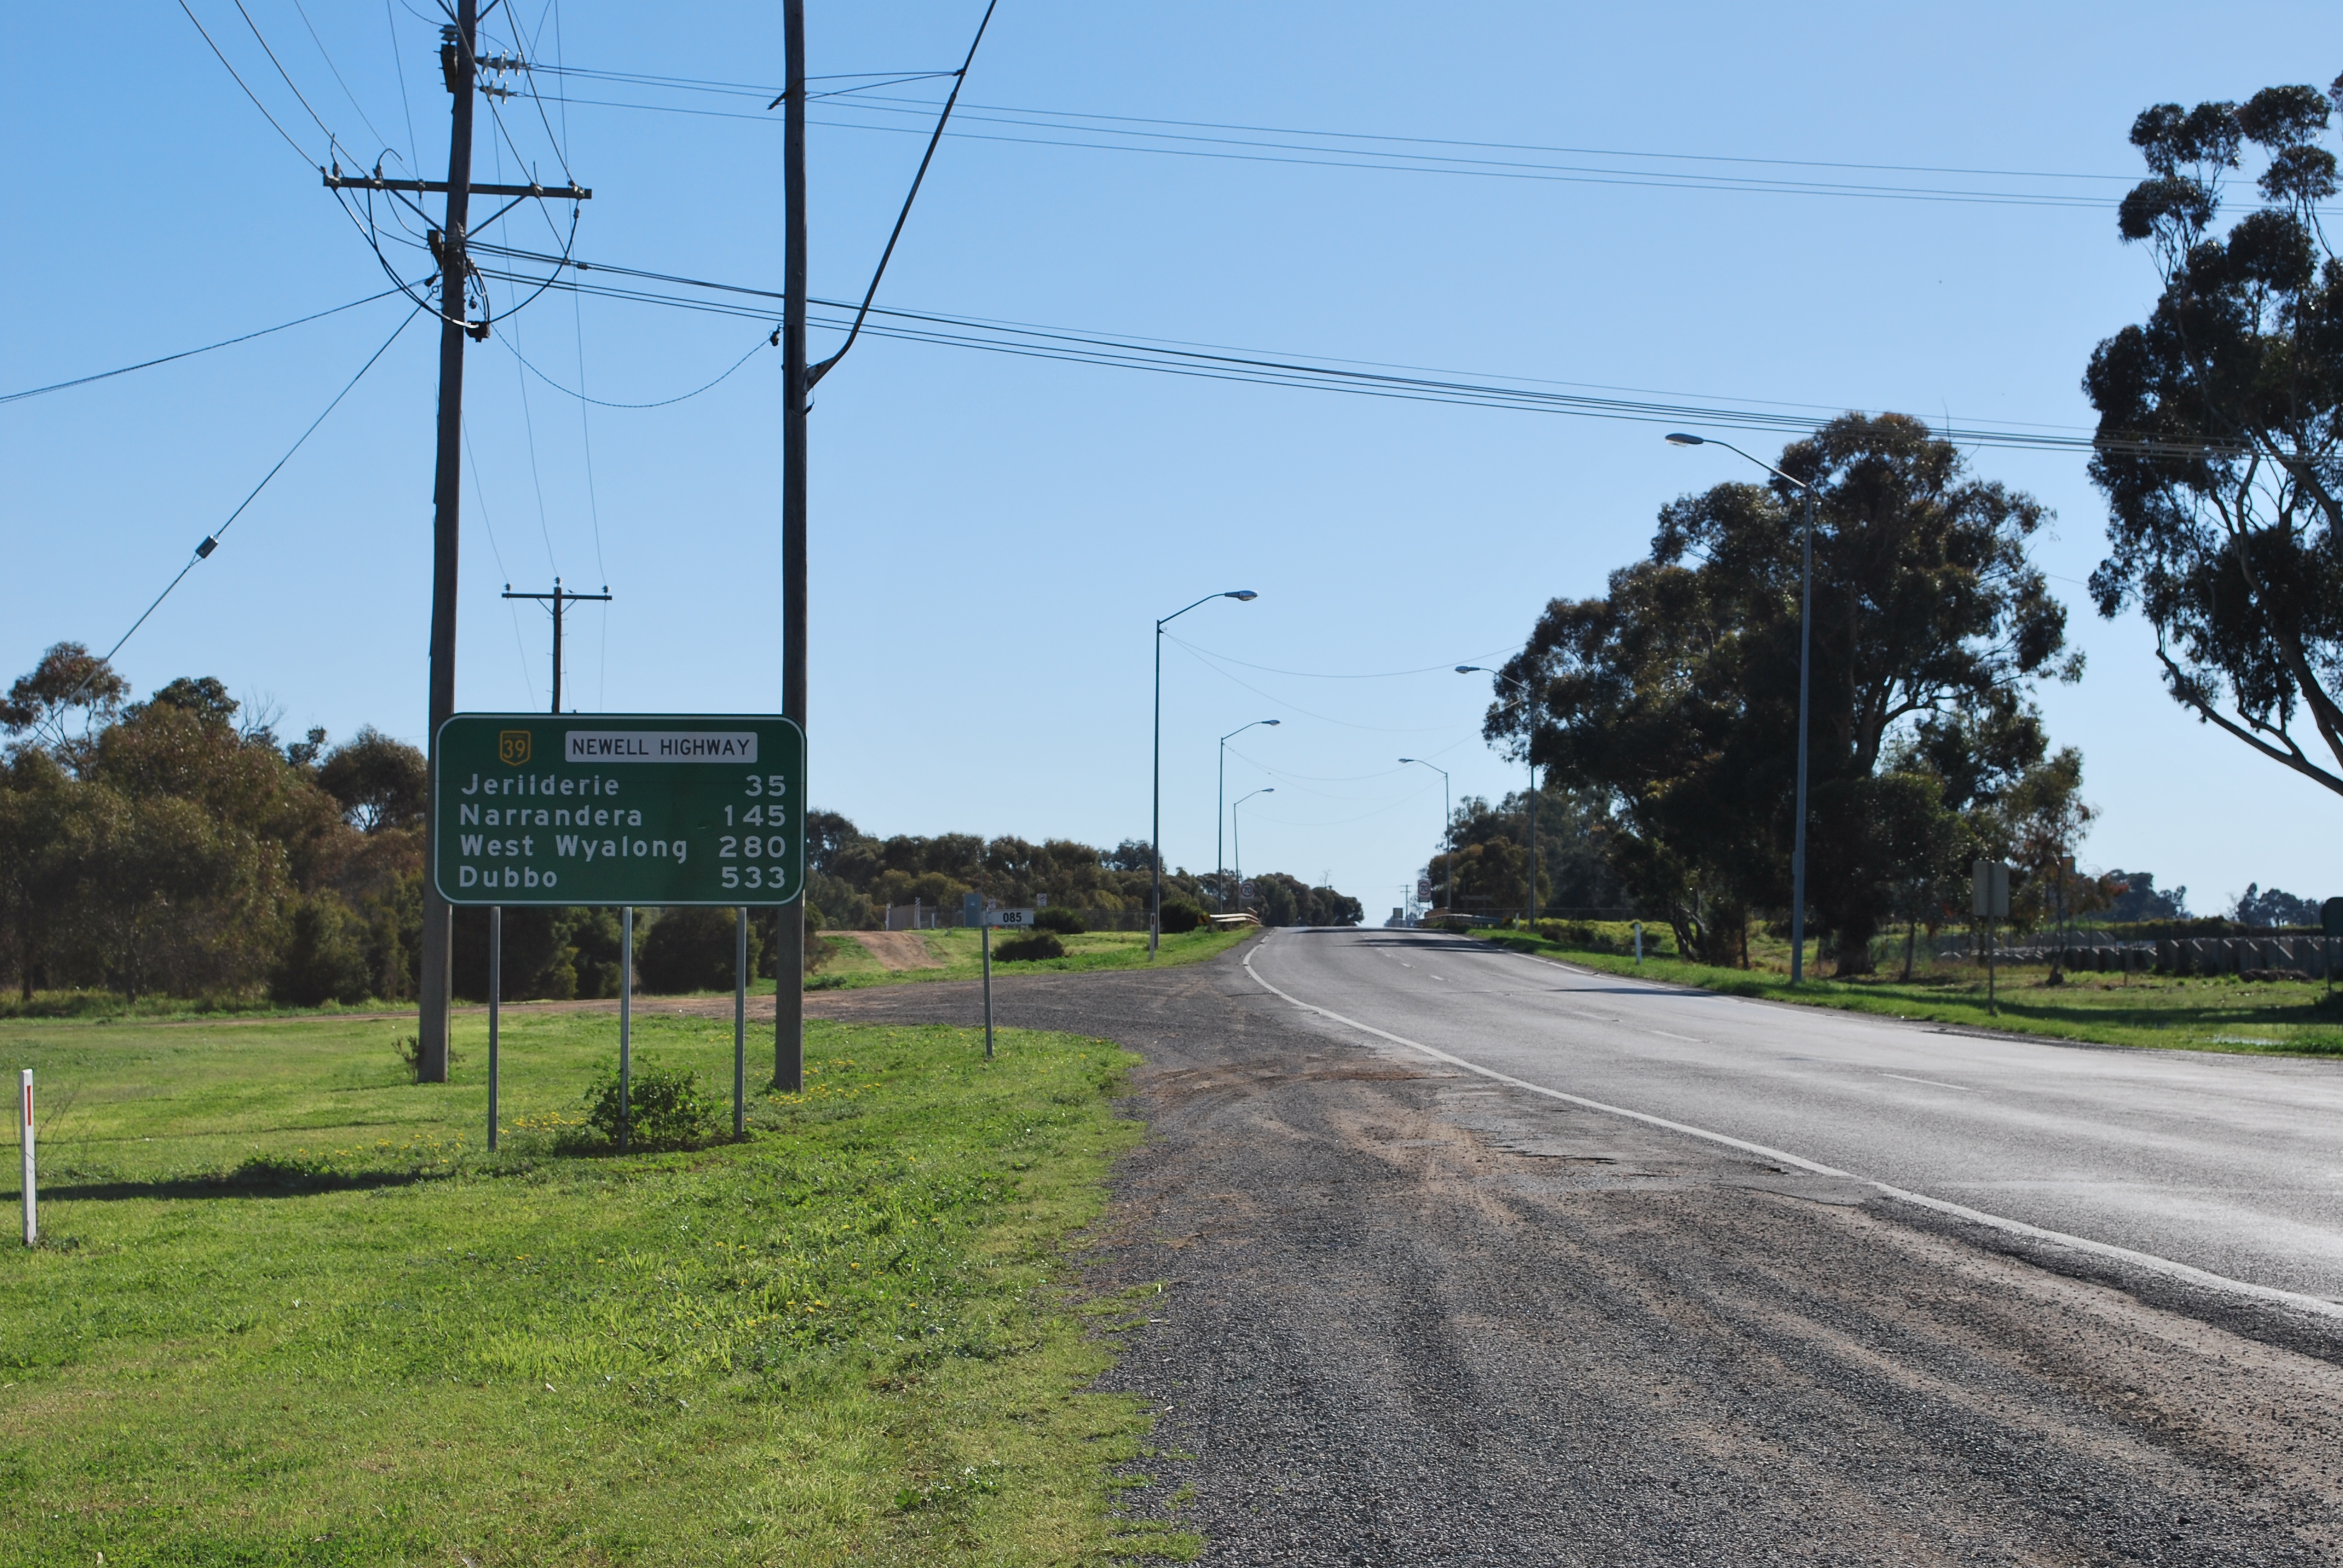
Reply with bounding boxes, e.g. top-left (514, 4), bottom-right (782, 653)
top-left (18, 1070), bottom-right (32, 1248)
top-left (1988, 916), bottom-right (1997, 1016)
top-left (981, 921), bottom-right (995, 1060)
top-left (619, 906), bottom-right (633, 1152)
top-left (734, 907), bottom-right (748, 1140)
top-left (488, 906), bottom-right (501, 1151)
